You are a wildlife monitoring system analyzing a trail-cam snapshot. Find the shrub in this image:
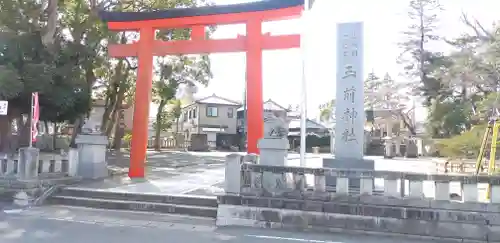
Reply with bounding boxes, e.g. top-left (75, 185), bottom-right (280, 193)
top-left (435, 124), bottom-right (487, 159)
top-left (123, 130), bottom-right (133, 142)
